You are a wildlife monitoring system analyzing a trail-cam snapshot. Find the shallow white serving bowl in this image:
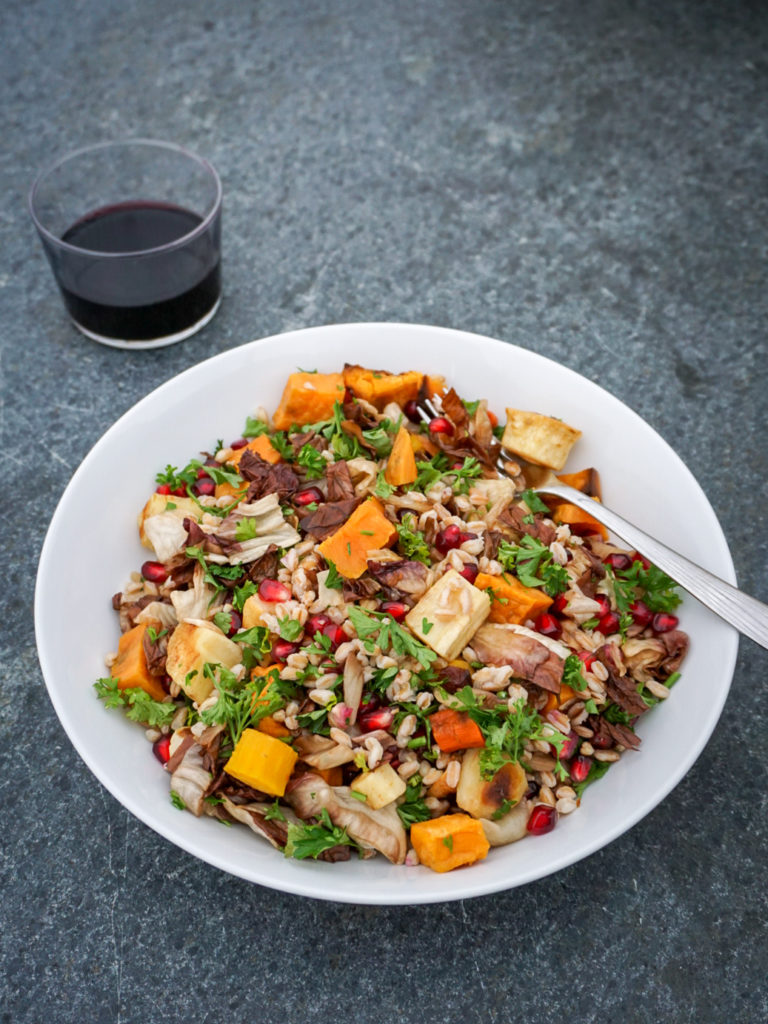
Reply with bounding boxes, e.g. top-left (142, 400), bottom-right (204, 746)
top-left (35, 323), bottom-right (738, 904)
